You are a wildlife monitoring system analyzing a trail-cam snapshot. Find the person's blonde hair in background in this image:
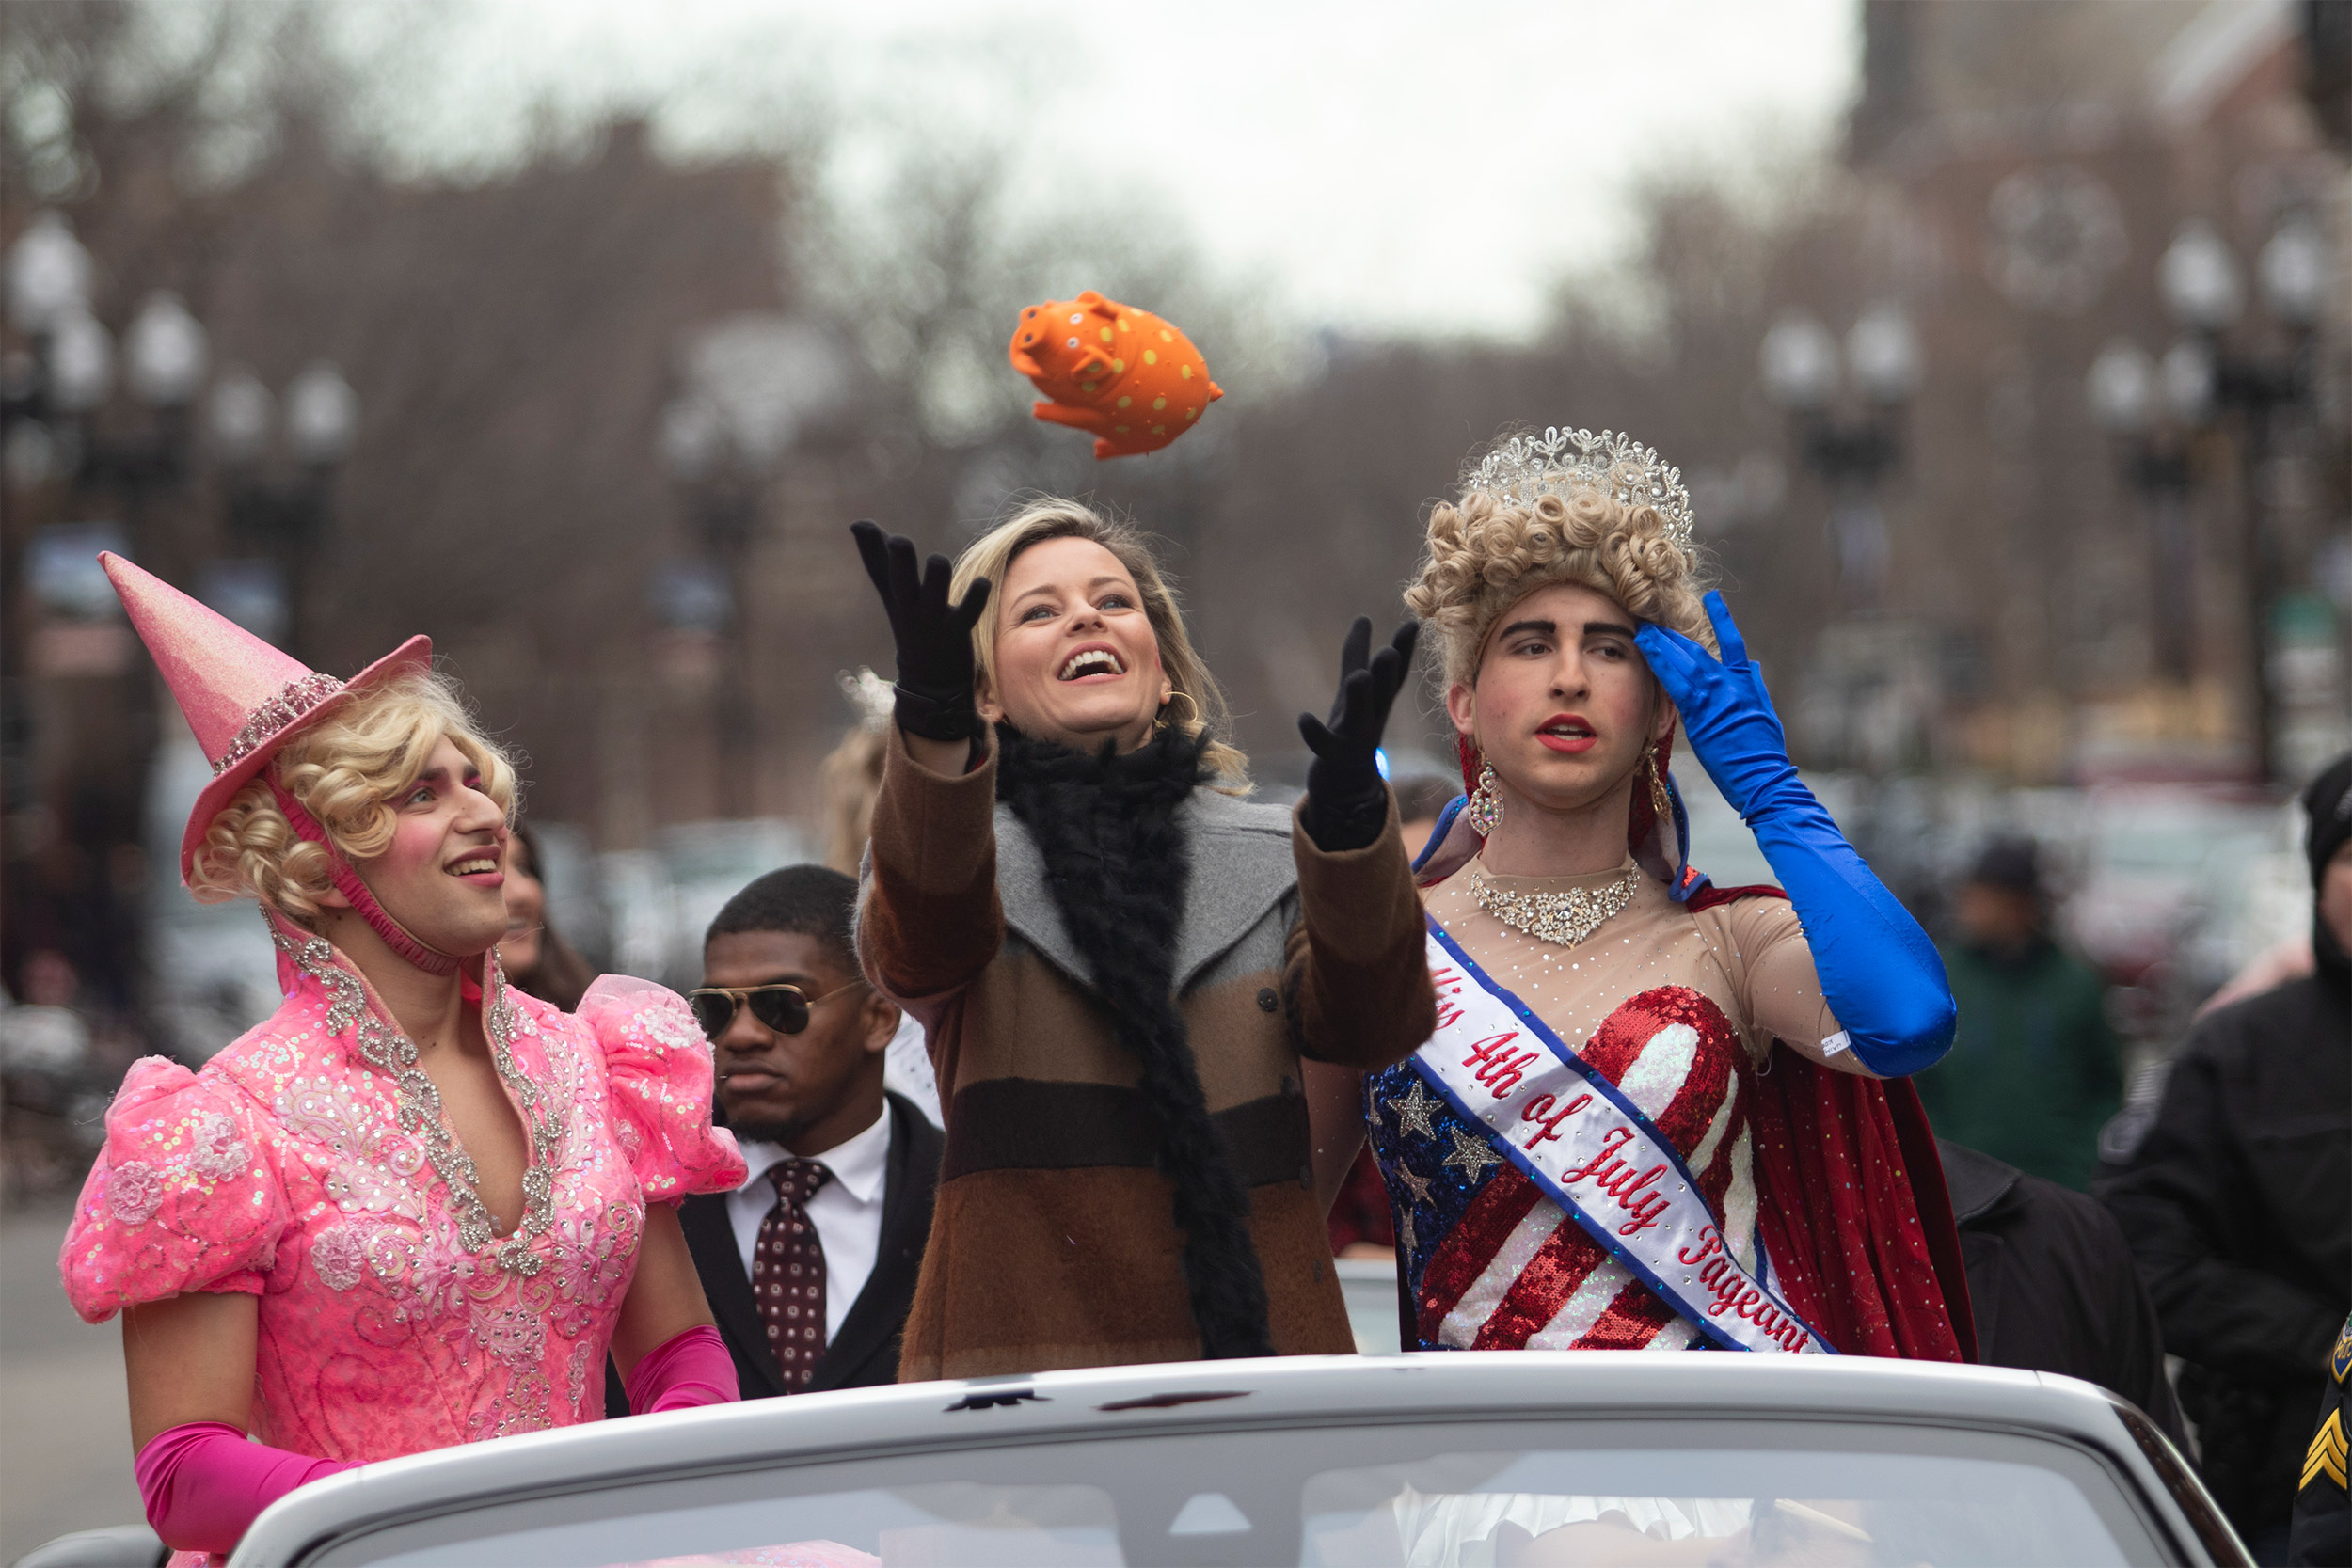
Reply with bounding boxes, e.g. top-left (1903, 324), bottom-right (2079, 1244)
top-left (816, 666), bottom-right (943, 1126)
top-left (818, 670), bottom-right (895, 877)
top-left (191, 671), bottom-right (516, 922)
top-left (947, 498), bottom-right (1248, 791)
